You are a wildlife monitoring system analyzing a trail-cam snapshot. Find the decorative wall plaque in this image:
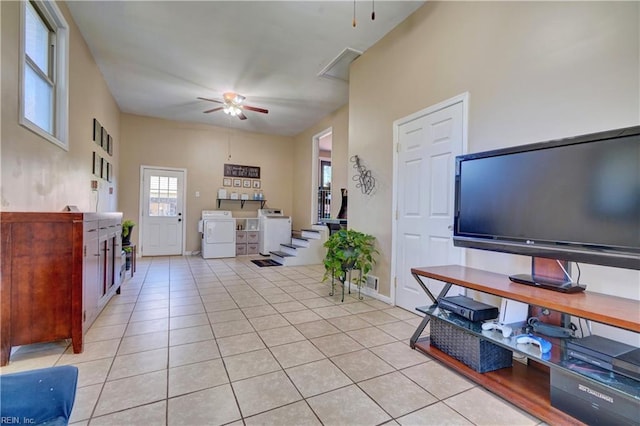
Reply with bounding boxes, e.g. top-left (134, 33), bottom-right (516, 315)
top-left (224, 164), bottom-right (260, 179)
